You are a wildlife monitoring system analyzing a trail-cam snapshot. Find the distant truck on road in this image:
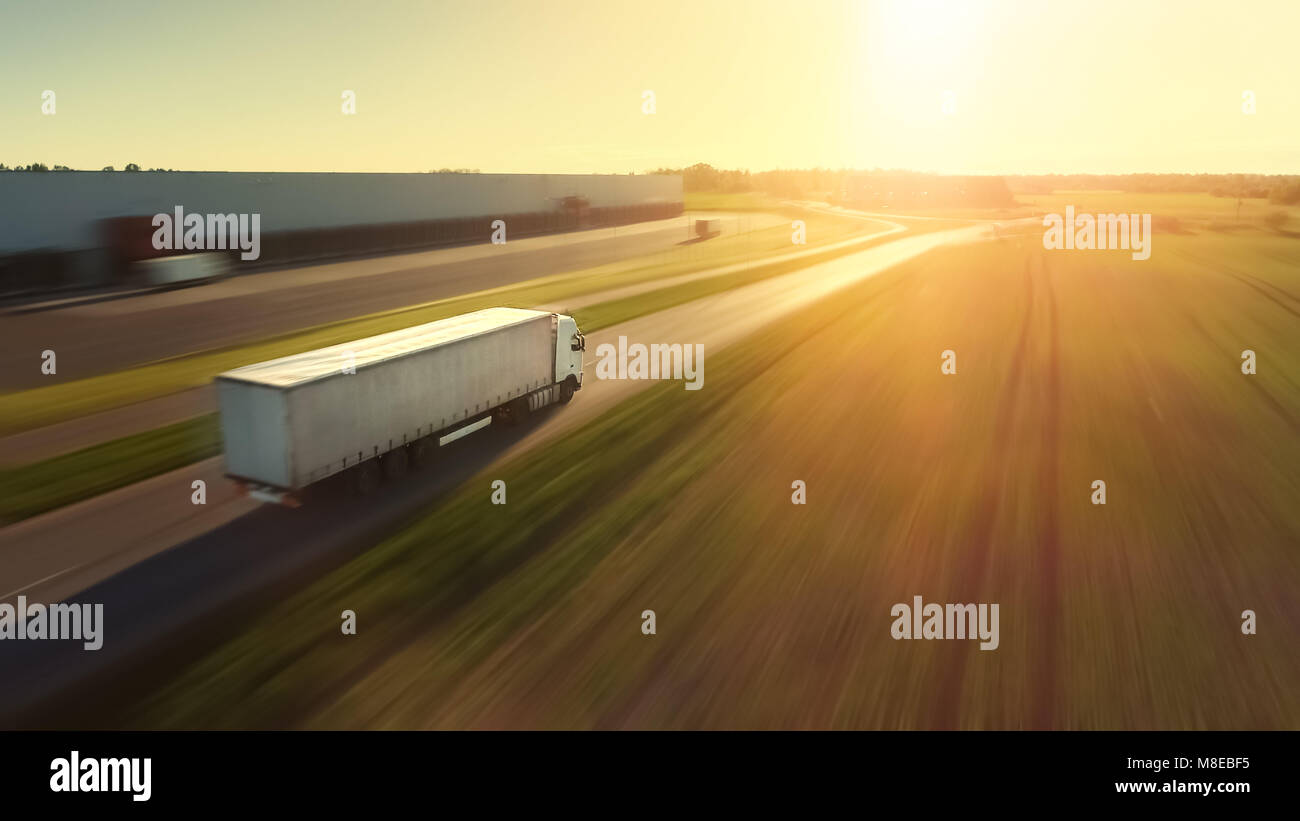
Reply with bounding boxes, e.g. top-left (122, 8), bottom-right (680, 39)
top-left (216, 307), bottom-right (586, 504)
top-left (694, 218), bottom-right (722, 239)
